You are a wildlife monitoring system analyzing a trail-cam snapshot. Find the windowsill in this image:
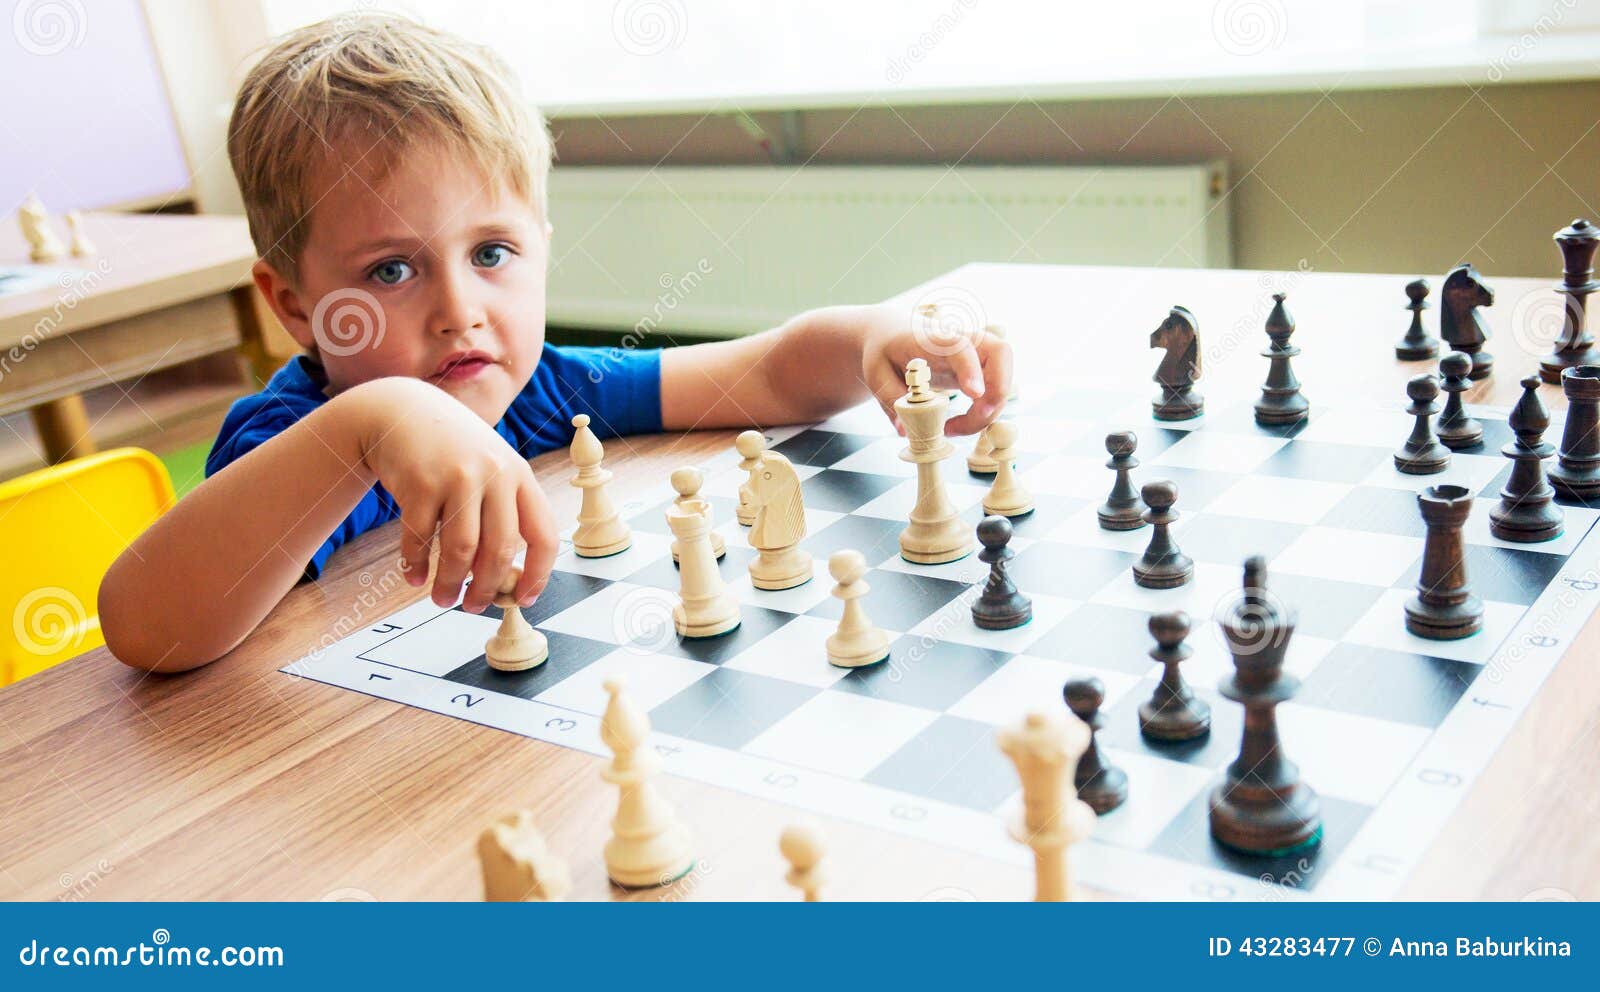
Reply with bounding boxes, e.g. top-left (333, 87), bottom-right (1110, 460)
top-left (540, 30), bottom-right (1600, 119)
